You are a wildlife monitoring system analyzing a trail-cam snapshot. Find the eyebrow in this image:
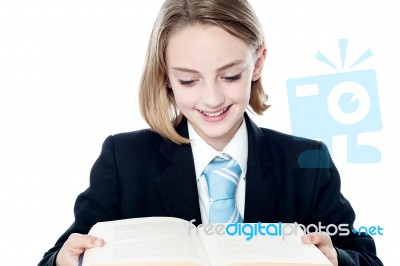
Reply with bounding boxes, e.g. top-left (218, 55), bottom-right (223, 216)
top-left (172, 60), bottom-right (245, 73)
